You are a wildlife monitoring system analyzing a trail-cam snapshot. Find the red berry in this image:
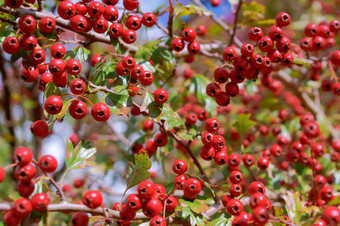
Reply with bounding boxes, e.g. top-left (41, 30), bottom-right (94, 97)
top-left (181, 27), bottom-right (196, 42)
top-left (303, 121), bottom-right (320, 138)
top-left (19, 15), bottom-right (37, 34)
top-left (171, 37), bottom-right (185, 52)
top-left (30, 49), bottom-right (46, 65)
top-left (174, 174), bottom-right (186, 189)
top-left (103, 5), bottom-right (119, 22)
top-left (137, 180), bottom-right (156, 199)
top-left (109, 23), bottom-right (124, 38)
top-left (21, 66), bottom-right (39, 82)
top-left (252, 206), bottom-right (269, 224)
top-left (321, 206), bottom-right (340, 226)
top-left (154, 88), bottom-right (168, 104)
top-left (71, 15), bottom-right (88, 32)
top-left (17, 181), bottom-right (35, 197)
top-left (30, 120), bottom-right (49, 137)
top-left (14, 163), bottom-right (36, 182)
top-left (276, 36), bottom-right (291, 52)
top-left (248, 27), bottom-right (263, 41)
top-left (66, 59), bottom-right (82, 75)
top-left (268, 25), bottom-right (283, 41)
top-left (214, 150), bottom-right (228, 165)
top-left (91, 102), bottom-right (110, 121)
top-left (142, 12), bottom-right (156, 27)
top-left (39, 155), bottom-right (58, 173)
top-left (275, 12), bottom-right (291, 27)
top-left (200, 146), bottom-right (216, 160)
top-left (70, 79), bottom-right (86, 95)
top-left (229, 184), bottom-right (242, 197)
top-left (205, 118), bottom-right (220, 132)
top-left (88, 1), bottom-right (104, 18)
top-left (223, 47), bottom-right (237, 61)
top-left (123, 0), bottom-right (139, 10)
top-left (13, 147), bottom-right (33, 166)
top-left (20, 34), bottom-right (37, 51)
top-left (31, 193), bottom-right (50, 212)
top-left (240, 43), bottom-right (254, 57)
top-left (249, 193), bottom-right (268, 209)
top-left (186, 113), bottom-right (197, 125)
top-left (126, 15), bottom-right (142, 31)
top-left (58, 1), bottom-right (76, 19)
top-left (71, 212), bottom-right (89, 226)
top-left (125, 194), bottom-right (142, 211)
top-left (258, 36), bottom-right (273, 52)
top-left (206, 83), bottom-right (221, 97)
top-left (331, 50), bottom-right (340, 66)
top-left (2, 36), bottom-right (20, 54)
top-left (93, 16), bottom-right (109, 33)
top-left (183, 178), bottom-right (201, 199)
top-left (4, 211), bottom-right (22, 226)
top-left (5, 0), bottom-right (23, 8)
top-left (165, 195), bottom-right (177, 213)
top-left (229, 171), bottom-right (243, 184)
top-left (122, 29), bottom-right (137, 44)
top-left (51, 43), bottom-right (66, 59)
top-left (172, 159), bottom-right (188, 174)
top-left (187, 41), bottom-right (200, 54)
top-left (225, 82), bottom-right (239, 97)
top-left (142, 198), bottom-right (162, 218)
top-left (214, 67), bottom-right (229, 83)
top-left (44, 95), bottom-right (63, 115)
top-left (12, 198), bottom-right (32, 217)
top-left (82, 190), bottom-right (103, 209)
top-left (226, 199), bottom-right (243, 215)
top-left (248, 181), bottom-right (265, 194)
top-left (150, 216), bottom-right (166, 226)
